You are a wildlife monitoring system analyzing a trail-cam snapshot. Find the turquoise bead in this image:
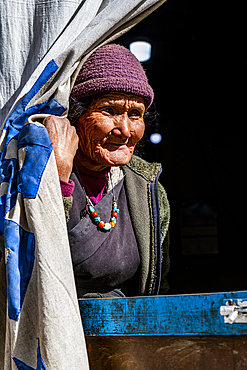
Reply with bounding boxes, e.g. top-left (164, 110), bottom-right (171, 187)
top-left (89, 205), bottom-right (95, 213)
top-left (113, 208), bottom-right (119, 214)
top-left (103, 223), bottom-right (111, 231)
top-left (93, 216), bottom-right (101, 224)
